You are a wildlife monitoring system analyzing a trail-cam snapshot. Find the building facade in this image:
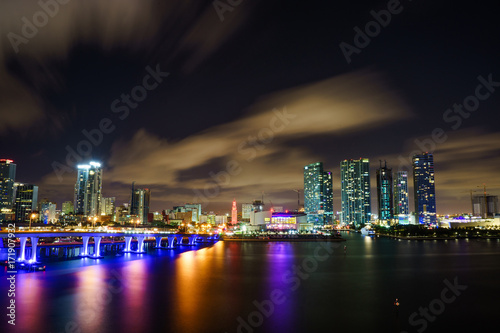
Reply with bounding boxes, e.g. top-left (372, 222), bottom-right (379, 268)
top-left (0, 159), bottom-right (16, 220)
top-left (340, 158), bottom-right (371, 227)
top-left (100, 197), bottom-right (116, 216)
top-left (74, 162), bottom-right (102, 216)
top-left (376, 162), bottom-right (393, 223)
top-left (131, 187), bottom-right (150, 224)
top-left (14, 183), bottom-right (38, 222)
top-left (472, 195), bottom-right (498, 218)
top-left (304, 162), bottom-right (333, 225)
top-left (393, 171), bottom-right (409, 223)
top-left (412, 153), bottom-right (437, 225)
